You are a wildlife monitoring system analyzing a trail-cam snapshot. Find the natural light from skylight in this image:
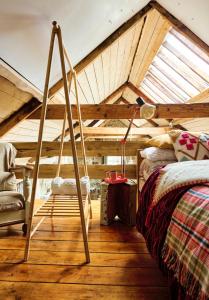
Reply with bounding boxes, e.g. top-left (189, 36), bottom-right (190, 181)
top-left (139, 28), bottom-right (209, 104)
